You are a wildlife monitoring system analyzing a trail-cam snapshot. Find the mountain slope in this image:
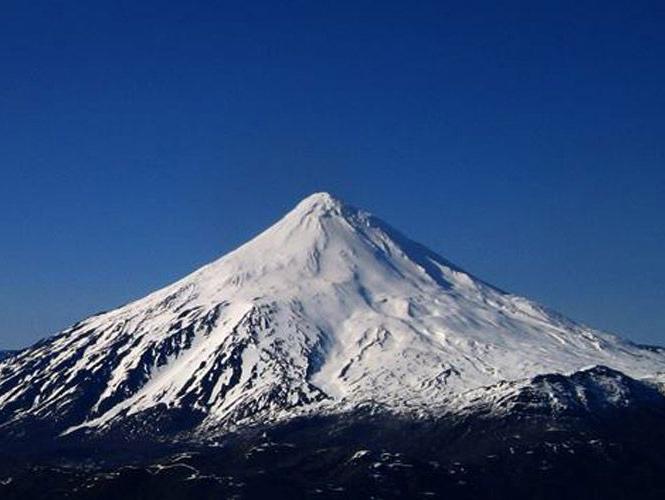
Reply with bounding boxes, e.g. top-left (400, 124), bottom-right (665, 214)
top-left (1, 192), bottom-right (664, 438)
top-left (459, 365), bottom-right (665, 418)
